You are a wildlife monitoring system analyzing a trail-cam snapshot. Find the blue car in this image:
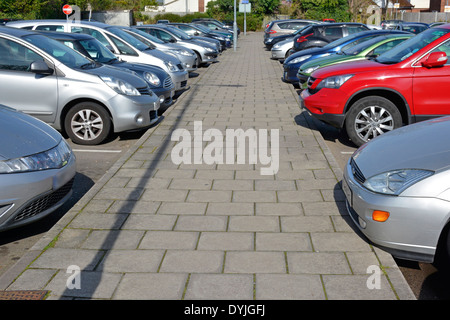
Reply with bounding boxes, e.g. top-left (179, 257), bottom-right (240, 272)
top-left (282, 29), bottom-right (408, 87)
